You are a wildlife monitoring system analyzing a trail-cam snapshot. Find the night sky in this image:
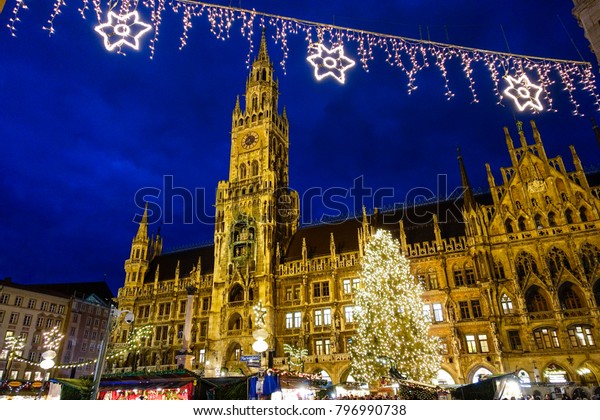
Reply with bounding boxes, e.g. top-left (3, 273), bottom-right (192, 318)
top-left (1, 1), bottom-right (599, 295)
